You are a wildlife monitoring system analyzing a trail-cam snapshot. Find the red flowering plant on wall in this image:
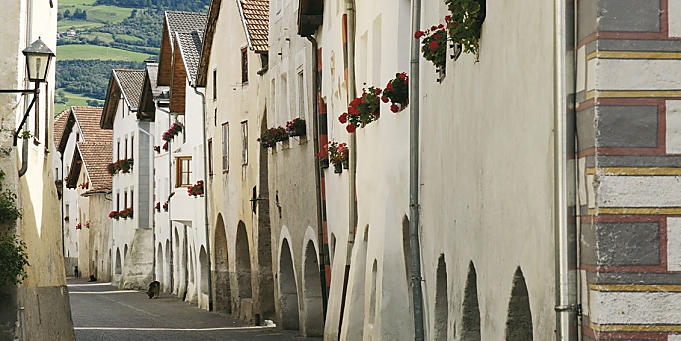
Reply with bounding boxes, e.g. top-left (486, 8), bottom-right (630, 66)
top-left (163, 201), bottom-right (169, 211)
top-left (163, 141), bottom-right (169, 151)
top-left (415, 23), bottom-right (447, 76)
top-left (155, 202), bottom-right (160, 212)
top-left (162, 122), bottom-right (183, 142)
top-left (382, 73), bottom-right (409, 113)
top-left (107, 162), bottom-right (120, 175)
top-left (316, 143), bottom-right (330, 169)
top-left (286, 118), bottom-right (306, 137)
top-left (85, 220), bottom-right (90, 229)
top-left (445, 0), bottom-right (486, 58)
top-left (107, 158), bottom-right (134, 175)
top-left (340, 87), bottom-right (382, 133)
top-left (258, 126), bottom-right (288, 148)
top-left (328, 141), bottom-right (349, 174)
top-left (154, 146), bottom-right (161, 153)
top-left (78, 181), bottom-right (90, 189)
top-left (187, 180), bottom-right (205, 197)
top-left (109, 210), bottom-right (119, 220)
top-left (75, 222), bottom-right (82, 230)
top-left (119, 207), bottom-right (133, 219)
